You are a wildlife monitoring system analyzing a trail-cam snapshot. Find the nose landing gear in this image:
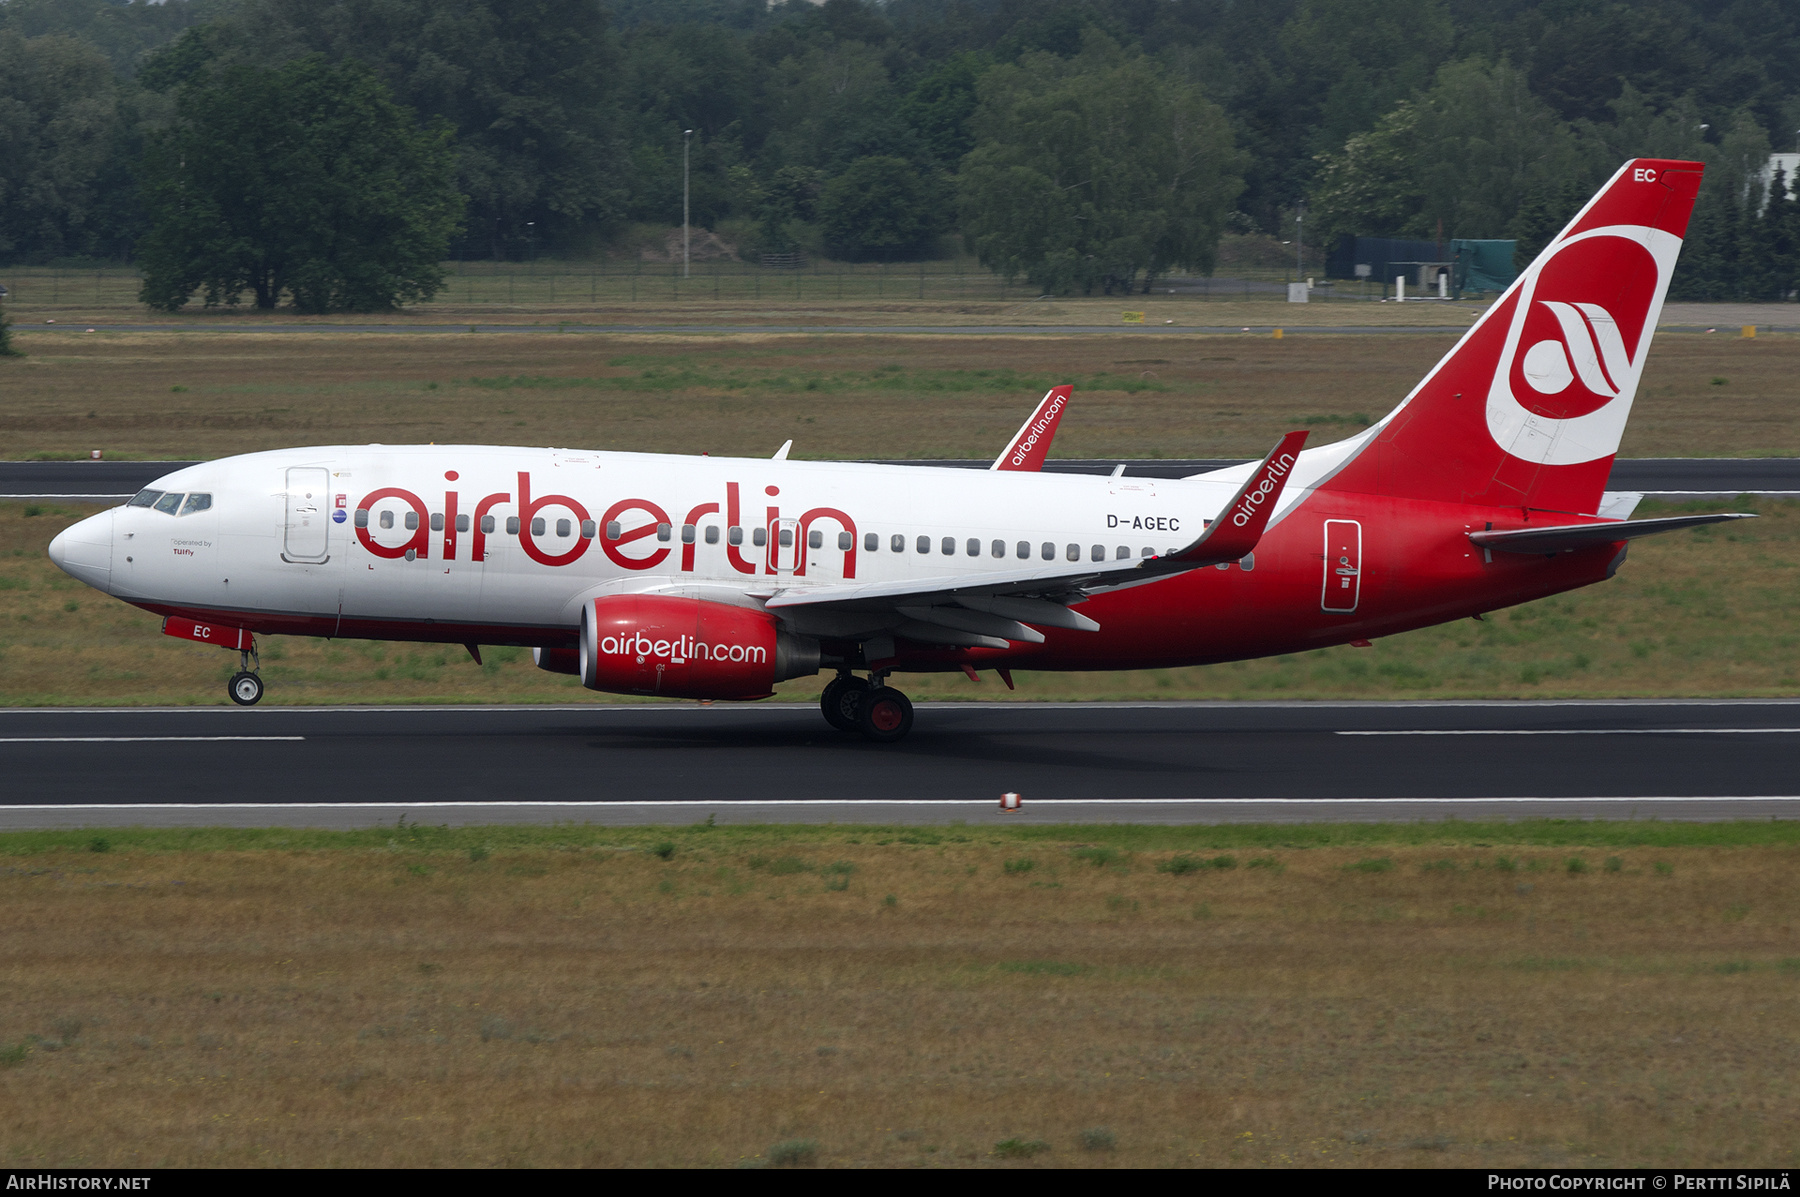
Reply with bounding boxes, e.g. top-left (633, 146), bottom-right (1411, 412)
top-left (819, 671), bottom-right (913, 742)
top-left (228, 644), bottom-right (263, 706)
